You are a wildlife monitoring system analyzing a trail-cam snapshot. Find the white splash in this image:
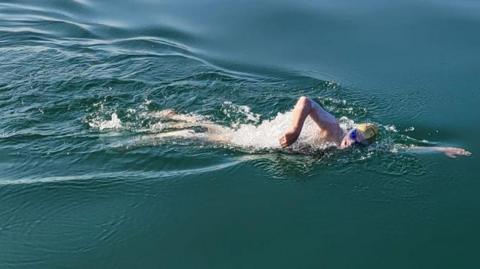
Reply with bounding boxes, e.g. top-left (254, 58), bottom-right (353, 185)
top-left (88, 113), bottom-right (122, 130)
top-left (226, 111), bottom-right (293, 149)
top-left (222, 101), bottom-right (261, 127)
top-left (384, 125), bottom-right (398, 132)
top-left (146, 109), bottom-right (343, 151)
top-left (224, 111), bottom-right (329, 149)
